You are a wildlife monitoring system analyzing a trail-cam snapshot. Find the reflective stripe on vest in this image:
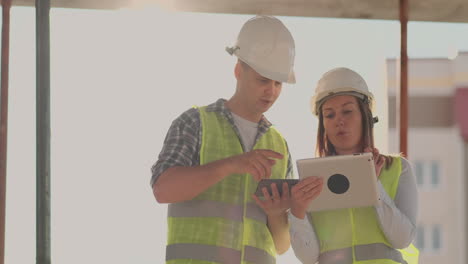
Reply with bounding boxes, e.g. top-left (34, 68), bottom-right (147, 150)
top-left (168, 199), bottom-right (266, 223)
top-left (318, 243), bottom-right (406, 264)
top-left (166, 244), bottom-right (276, 264)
